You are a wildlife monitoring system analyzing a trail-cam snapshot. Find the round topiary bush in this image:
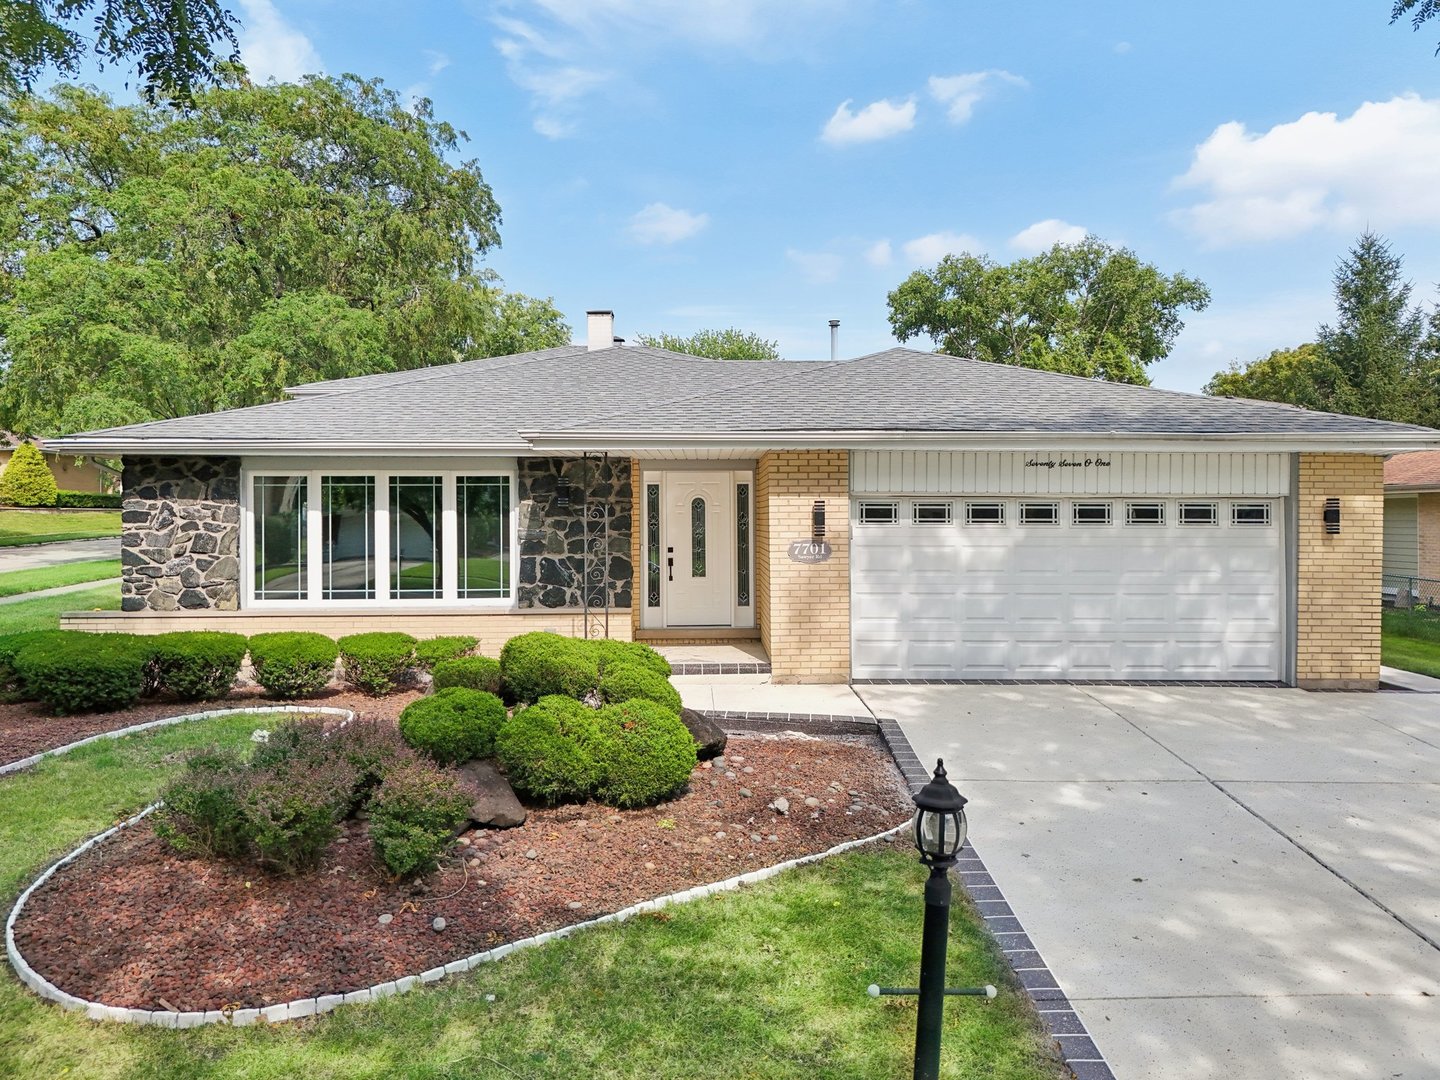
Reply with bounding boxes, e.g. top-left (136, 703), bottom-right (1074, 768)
top-left (590, 638), bottom-right (671, 678)
top-left (12, 632), bottom-right (153, 714)
top-left (413, 635), bottom-right (477, 670)
top-left (368, 759), bottom-right (471, 879)
top-left (248, 632), bottom-right (339, 698)
top-left (592, 699), bottom-right (697, 809)
top-left (494, 694), bottom-right (606, 803)
top-left (499, 632), bottom-right (601, 703)
top-left (146, 631), bottom-right (248, 701)
top-left (0, 441), bottom-right (58, 507)
top-left (338, 631), bottom-right (418, 695)
top-left (398, 687), bottom-right (507, 765)
top-left (431, 655), bottom-right (502, 694)
top-left (598, 661), bottom-right (683, 713)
